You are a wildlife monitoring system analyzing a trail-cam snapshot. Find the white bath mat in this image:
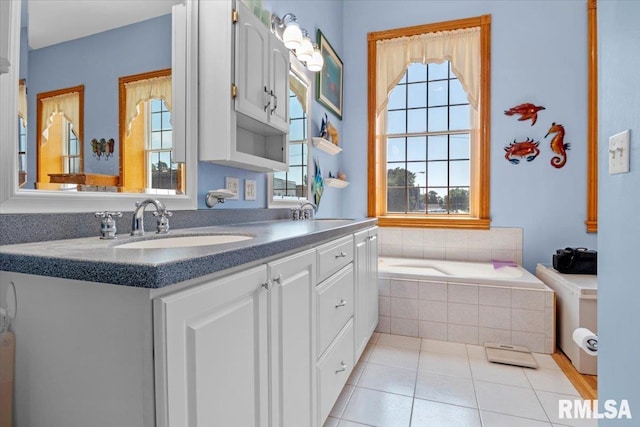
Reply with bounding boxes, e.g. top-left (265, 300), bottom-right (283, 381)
top-left (485, 343), bottom-right (538, 369)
